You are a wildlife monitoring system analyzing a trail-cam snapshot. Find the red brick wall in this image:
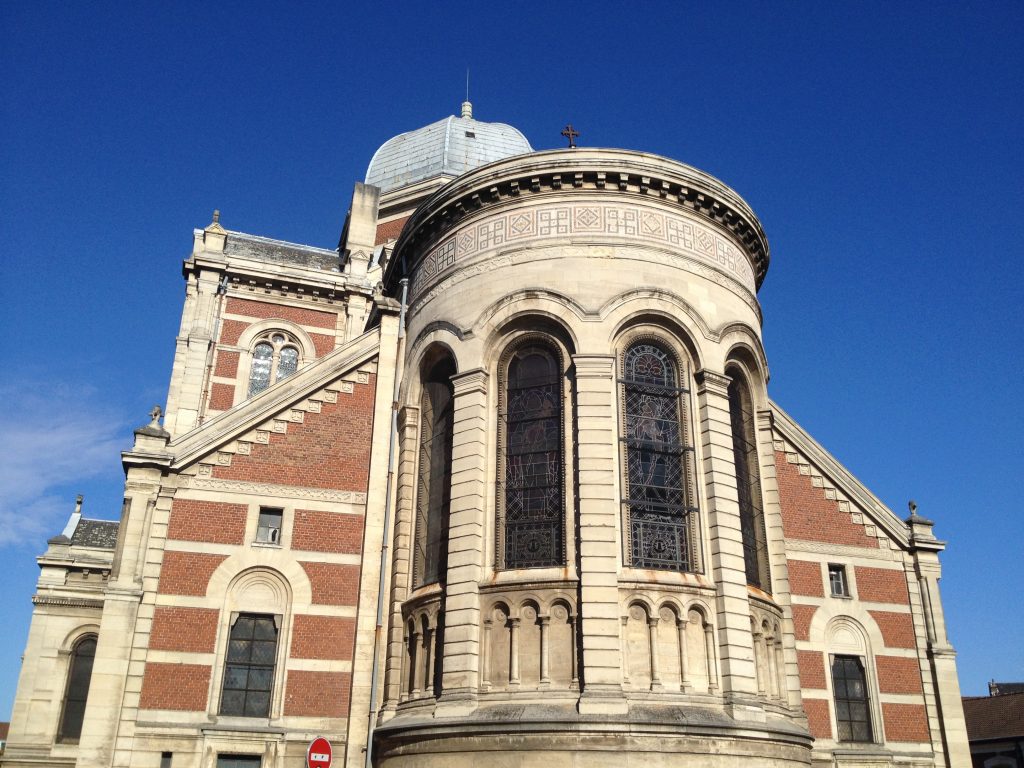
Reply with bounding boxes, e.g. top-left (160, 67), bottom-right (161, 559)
top-left (312, 333), bottom-right (336, 357)
top-left (290, 615), bottom-right (356, 660)
top-left (788, 559), bottom-right (824, 597)
top-left (375, 216), bottom-right (409, 244)
top-left (167, 499), bottom-right (247, 545)
top-left (775, 451), bottom-right (877, 548)
top-left (284, 671), bottom-right (350, 717)
top-left (208, 382), bottom-right (236, 411)
top-left (855, 566), bottom-right (910, 605)
top-left (213, 376), bottom-right (376, 492)
top-left (791, 604), bottom-right (818, 641)
top-left (226, 297), bottom-right (337, 329)
top-left (139, 663), bottom-right (211, 710)
top-left (803, 698), bottom-right (832, 739)
top-left (882, 702), bottom-right (930, 742)
top-left (869, 611), bottom-right (917, 649)
top-left (149, 606), bottom-right (219, 653)
top-left (876, 655), bottom-right (923, 694)
top-left (292, 510), bottom-right (364, 554)
top-left (300, 562), bottom-right (361, 605)
top-left (215, 350), bottom-right (240, 377)
top-left (797, 650), bottom-right (827, 689)
top-left (220, 319), bottom-right (248, 346)
top-left (157, 552), bottom-right (227, 596)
